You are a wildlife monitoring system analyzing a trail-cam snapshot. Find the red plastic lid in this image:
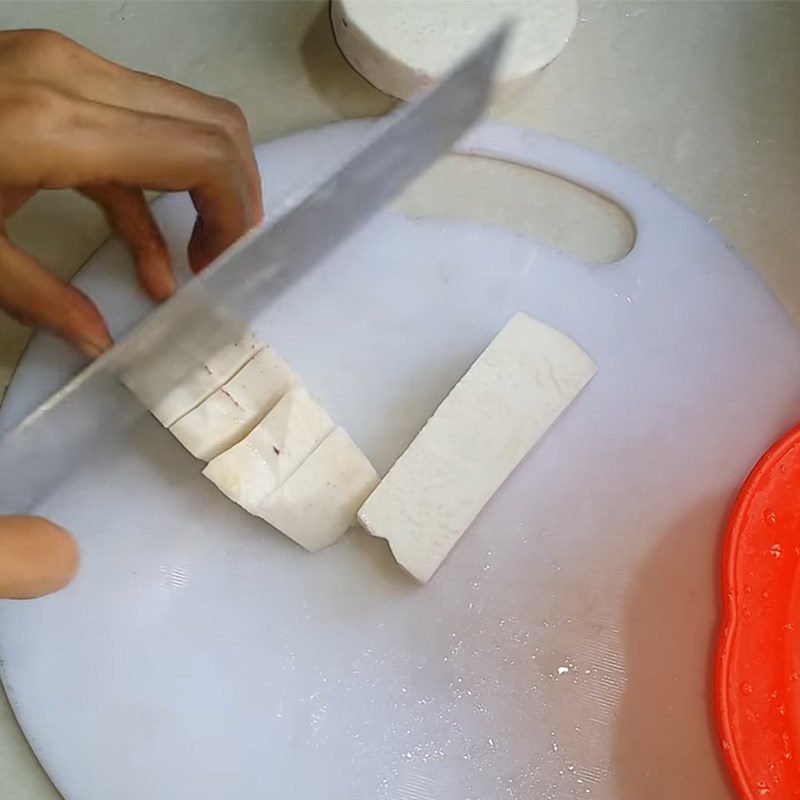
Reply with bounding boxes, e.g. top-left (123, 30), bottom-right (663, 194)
top-left (717, 423), bottom-right (800, 798)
